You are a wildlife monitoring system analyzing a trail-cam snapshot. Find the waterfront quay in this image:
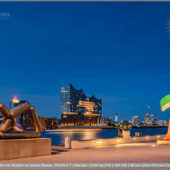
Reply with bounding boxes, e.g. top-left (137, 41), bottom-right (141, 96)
top-left (1, 142), bottom-right (170, 164)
